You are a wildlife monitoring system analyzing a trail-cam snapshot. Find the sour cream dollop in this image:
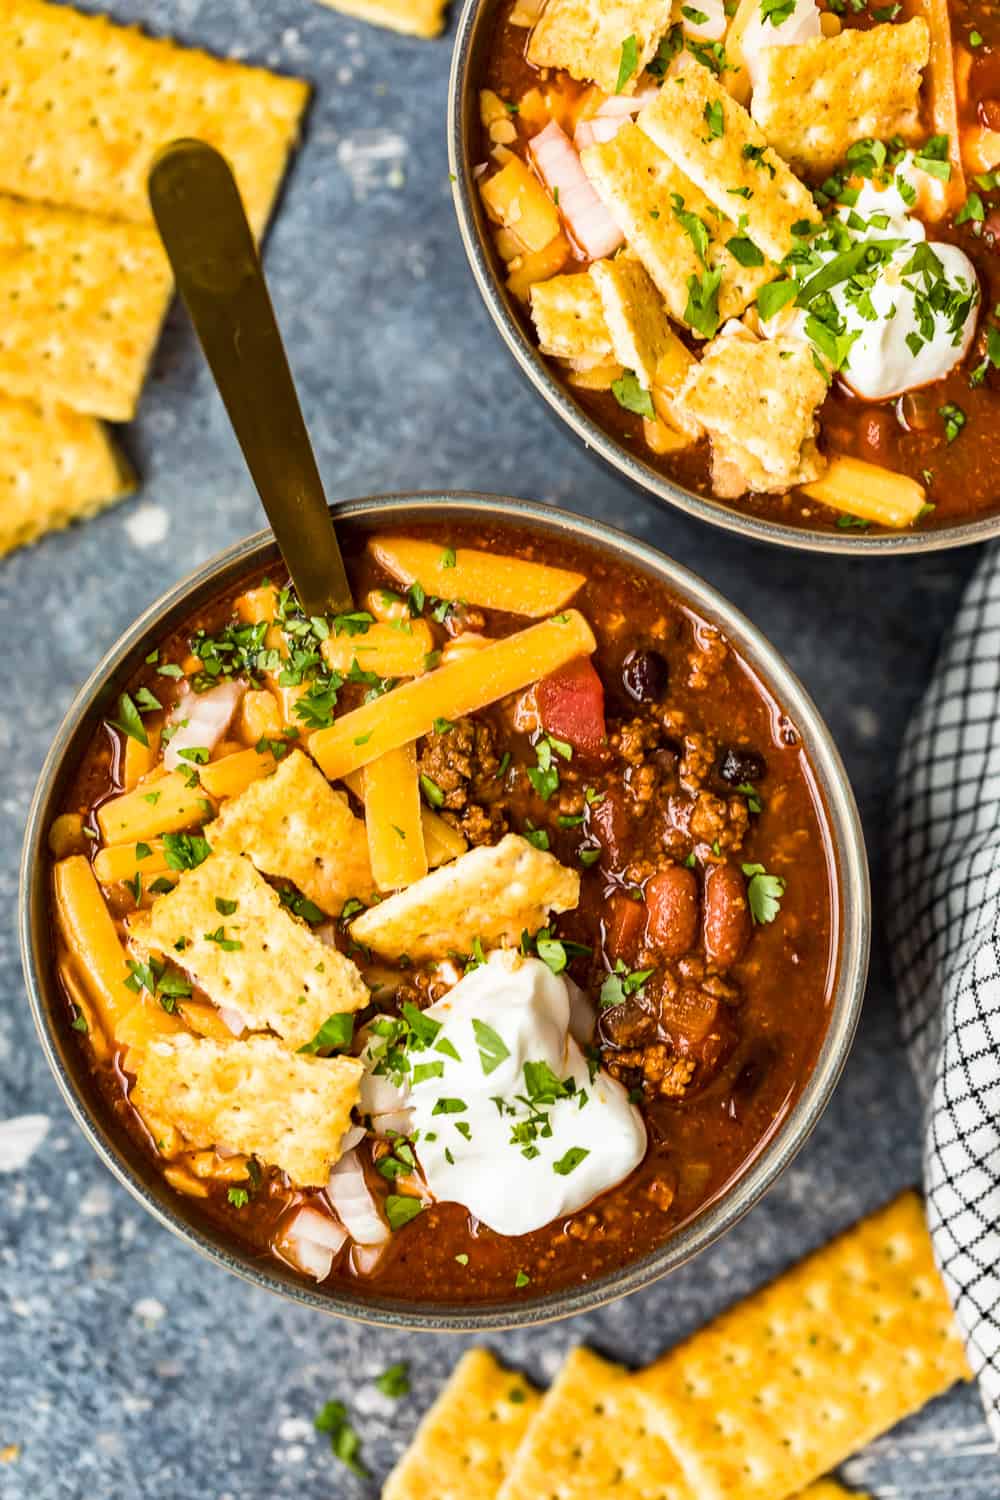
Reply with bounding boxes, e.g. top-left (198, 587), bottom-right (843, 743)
top-left (365, 952), bottom-right (647, 1237)
top-left (742, 0), bottom-right (822, 88)
top-left (764, 173), bottom-right (980, 401)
